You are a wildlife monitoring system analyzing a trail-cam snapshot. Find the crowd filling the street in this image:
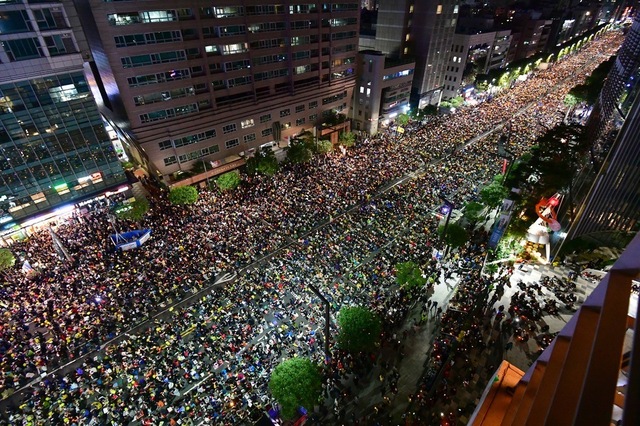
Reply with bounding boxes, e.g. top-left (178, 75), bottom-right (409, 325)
top-left (0, 29), bottom-right (624, 425)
